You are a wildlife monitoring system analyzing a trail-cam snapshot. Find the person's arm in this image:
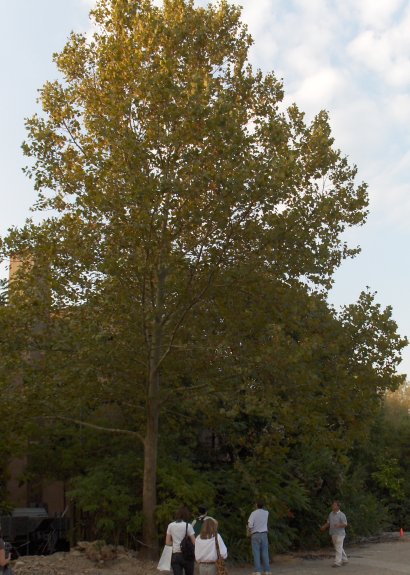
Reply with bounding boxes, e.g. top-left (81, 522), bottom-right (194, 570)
top-left (0, 547), bottom-right (10, 567)
top-left (165, 524), bottom-right (173, 546)
top-left (218, 534), bottom-right (228, 559)
top-left (320, 521), bottom-right (329, 532)
top-left (247, 511), bottom-right (254, 535)
top-left (338, 514), bottom-right (347, 528)
top-left (187, 523), bottom-right (196, 545)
